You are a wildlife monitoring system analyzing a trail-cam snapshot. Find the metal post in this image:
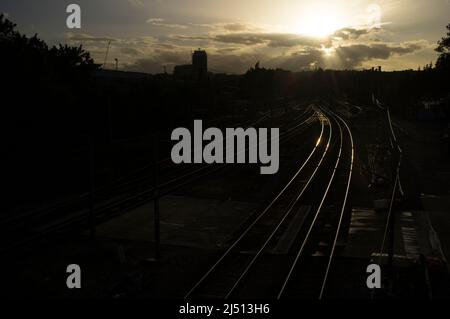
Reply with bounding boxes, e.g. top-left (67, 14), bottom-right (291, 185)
top-left (387, 105), bottom-right (402, 279)
top-left (388, 107), bottom-right (395, 271)
top-left (388, 182), bottom-right (396, 269)
top-left (153, 133), bottom-right (160, 259)
top-left (88, 136), bottom-right (96, 238)
top-left (270, 102), bottom-right (273, 127)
